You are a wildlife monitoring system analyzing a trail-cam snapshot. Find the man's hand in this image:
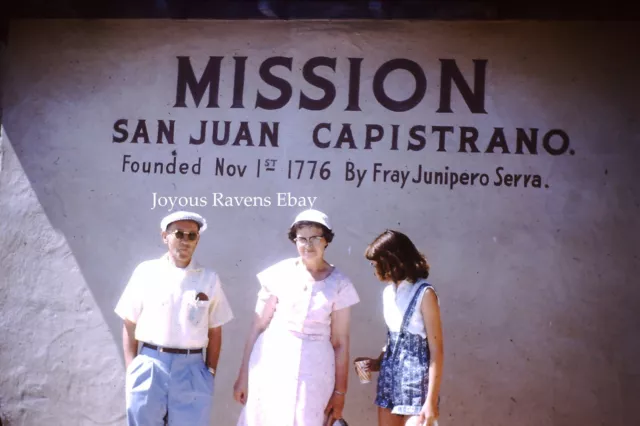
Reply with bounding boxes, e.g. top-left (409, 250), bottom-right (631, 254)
top-left (122, 320), bottom-right (138, 368)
